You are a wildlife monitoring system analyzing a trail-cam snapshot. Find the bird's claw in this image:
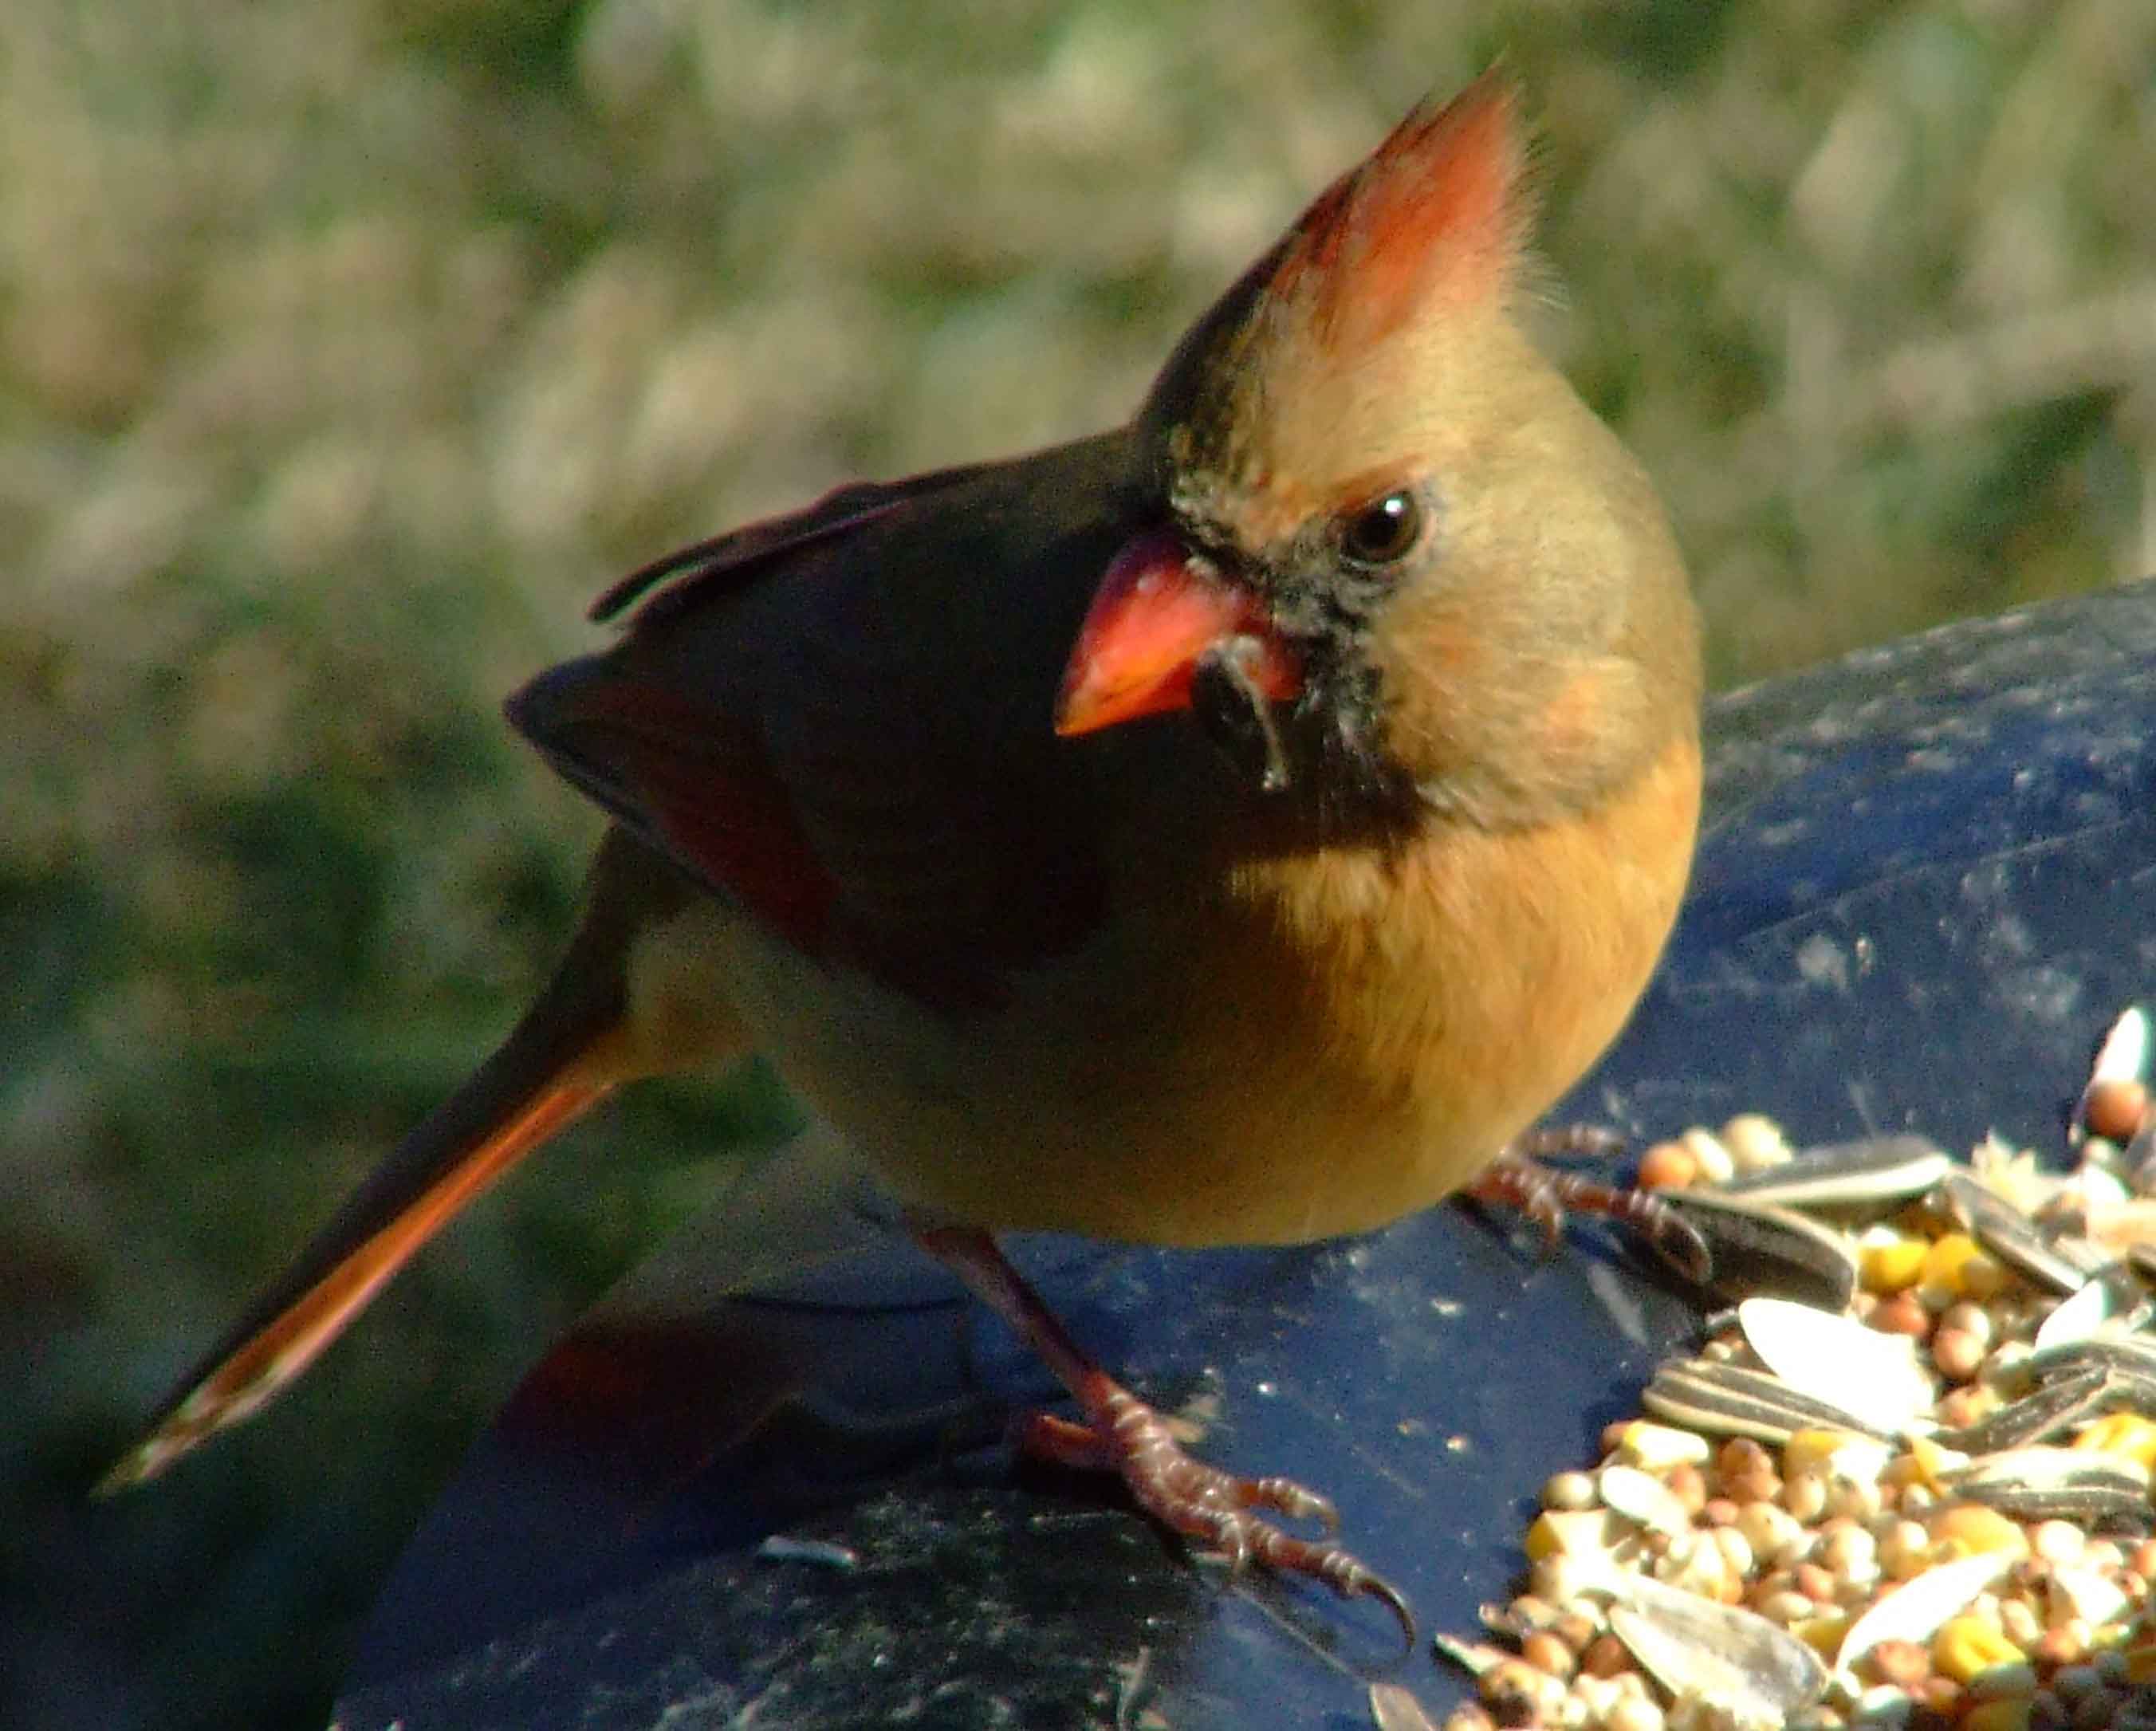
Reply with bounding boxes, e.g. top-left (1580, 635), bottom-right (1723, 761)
top-left (1014, 1391), bottom-right (1411, 1643)
top-left (1469, 1130), bottom-right (1712, 1281)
